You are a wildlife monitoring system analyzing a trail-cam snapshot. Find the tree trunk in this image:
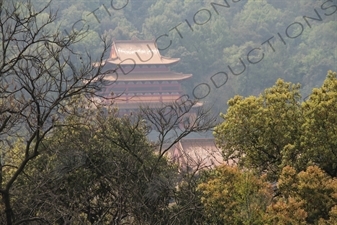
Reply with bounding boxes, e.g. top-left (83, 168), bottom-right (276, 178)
top-left (2, 191), bottom-right (13, 225)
